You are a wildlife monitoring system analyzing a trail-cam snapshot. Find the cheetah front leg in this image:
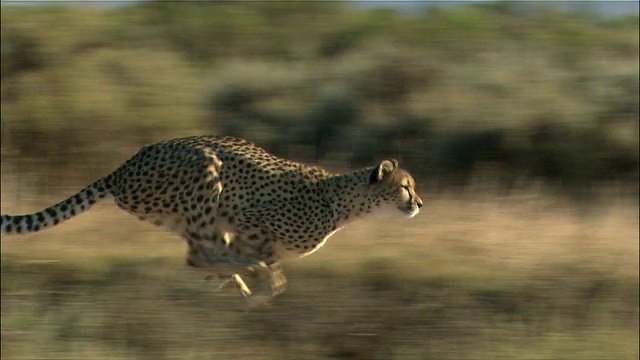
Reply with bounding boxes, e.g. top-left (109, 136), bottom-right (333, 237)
top-left (240, 261), bottom-right (287, 300)
top-left (260, 261), bottom-right (287, 297)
